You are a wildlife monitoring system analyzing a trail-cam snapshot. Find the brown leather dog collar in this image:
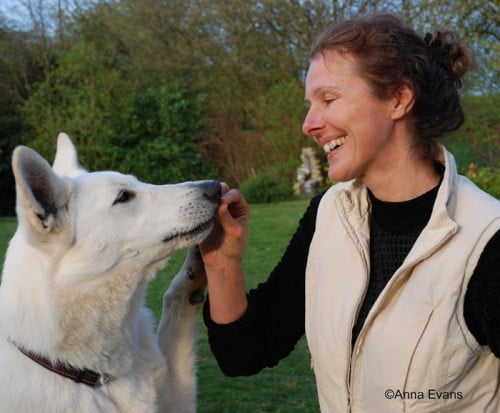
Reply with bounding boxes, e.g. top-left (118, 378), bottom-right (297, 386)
top-left (13, 341), bottom-right (112, 387)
